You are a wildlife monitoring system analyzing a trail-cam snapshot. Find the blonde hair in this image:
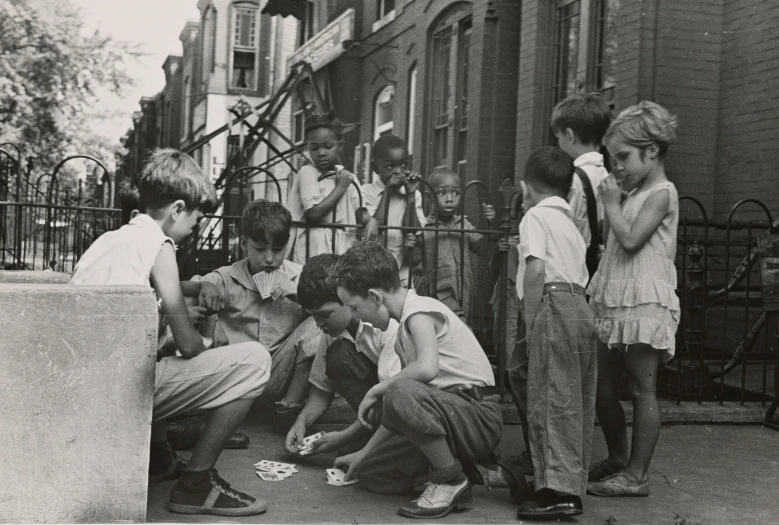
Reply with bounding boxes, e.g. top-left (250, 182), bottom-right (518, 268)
top-left (605, 101), bottom-right (678, 157)
top-left (138, 149), bottom-right (218, 212)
